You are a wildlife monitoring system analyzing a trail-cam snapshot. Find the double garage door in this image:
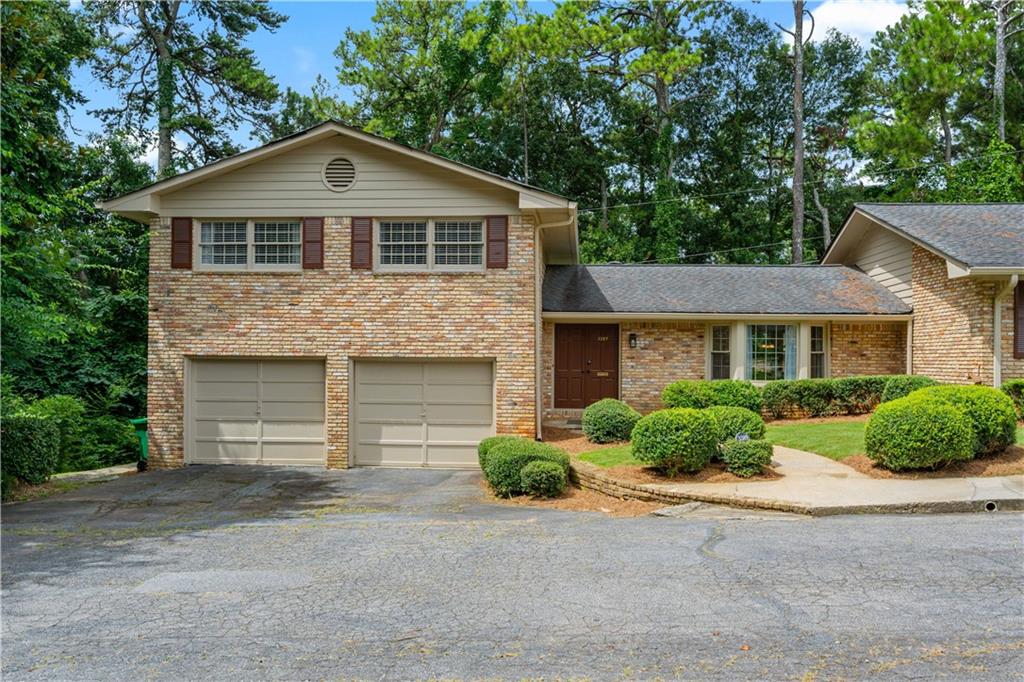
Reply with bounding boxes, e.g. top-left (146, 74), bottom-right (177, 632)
top-left (188, 358), bottom-right (493, 468)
